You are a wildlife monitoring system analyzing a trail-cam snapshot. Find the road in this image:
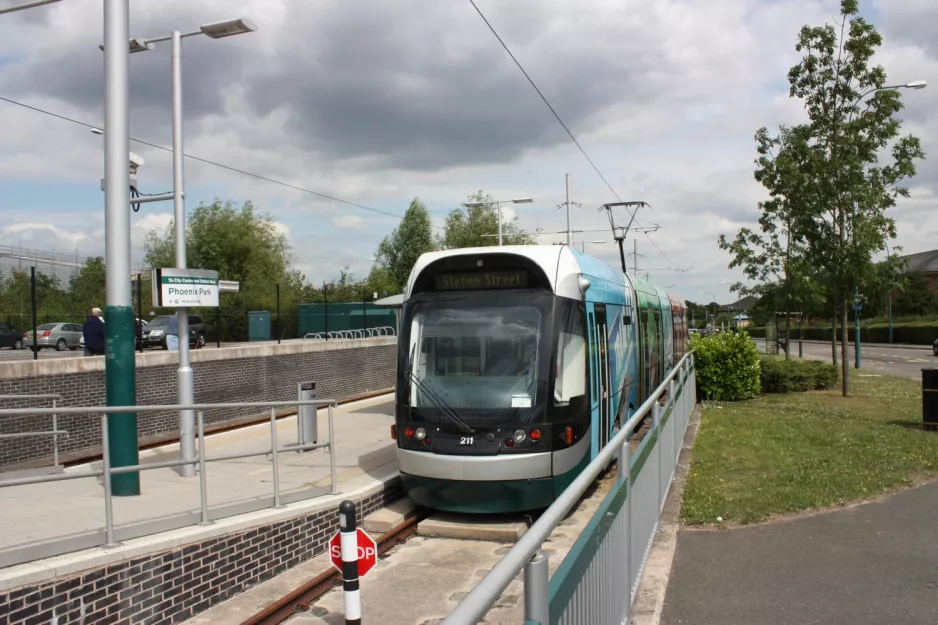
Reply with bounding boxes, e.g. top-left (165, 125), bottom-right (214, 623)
top-left (763, 339), bottom-right (936, 381)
